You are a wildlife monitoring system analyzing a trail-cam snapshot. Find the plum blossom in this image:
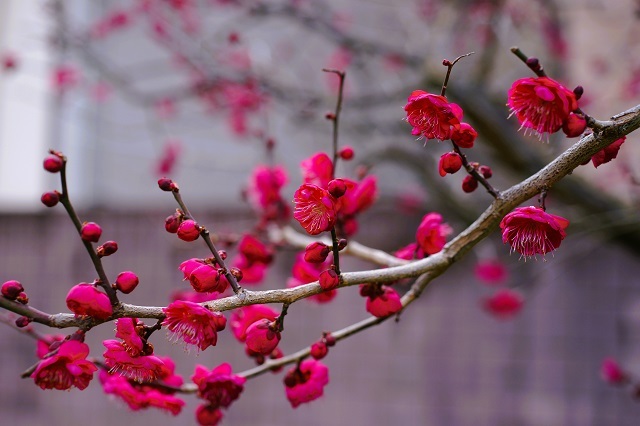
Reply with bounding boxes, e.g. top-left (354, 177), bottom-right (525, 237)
top-left (163, 300), bottom-right (227, 351)
top-left (284, 360), bottom-right (329, 408)
top-left (293, 184), bottom-right (338, 235)
top-left (31, 340), bottom-right (97, 391)
top-left (404, 90), bottom-right (461, 141)
top-left (483, 289), bottom-right (524, 319)
top-left (507, 77), bottom-right (578, 137)
top-left (192, 363), bottom-right (246, 408)
top-left (500, 206), bottom-right (569, 257)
